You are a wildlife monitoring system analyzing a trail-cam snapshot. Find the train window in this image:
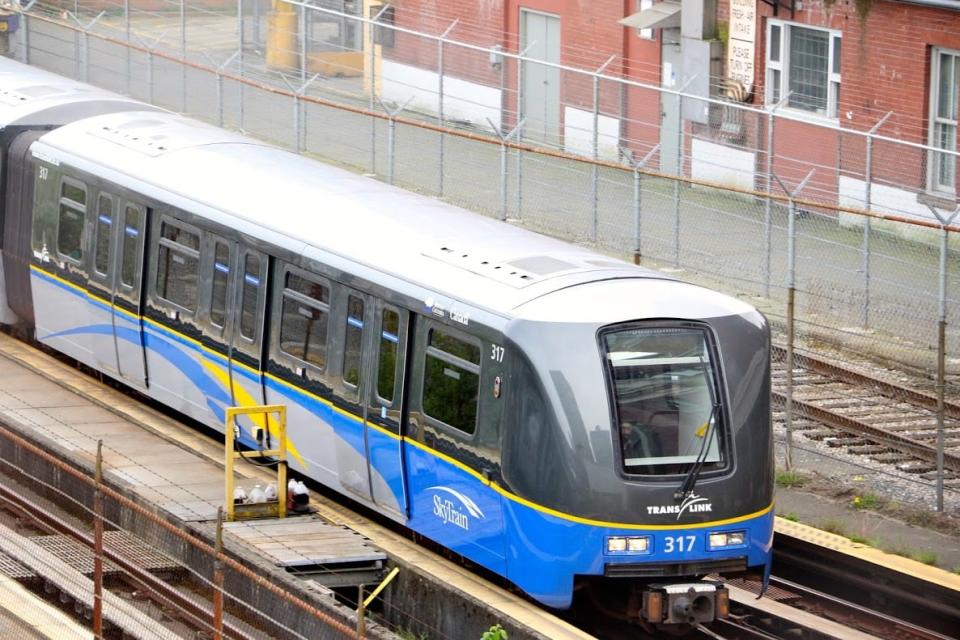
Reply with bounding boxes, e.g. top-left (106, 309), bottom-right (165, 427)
top-left (93, 194), bottom-right (114, 275)
top-left (209, 242), bottom-right (229, 328)
top-left (601, 326), bottom-right (726, 475)
top-left (240, 254), bottom-right (260, 340)
top-left (422, 327), bottom-right (480, 435)
top-left (342, 295), bottom-right (364, 387)
top-left (120, 205), bottom-right (142, 288)
top-left (155, 220), bottom-right (200, 312)
top-left (279, 271), bottom-right (330, 369)
top-left (376, 309), bottom-right (399, 403)
top-left (57, 179), bottom-right (86, 262)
